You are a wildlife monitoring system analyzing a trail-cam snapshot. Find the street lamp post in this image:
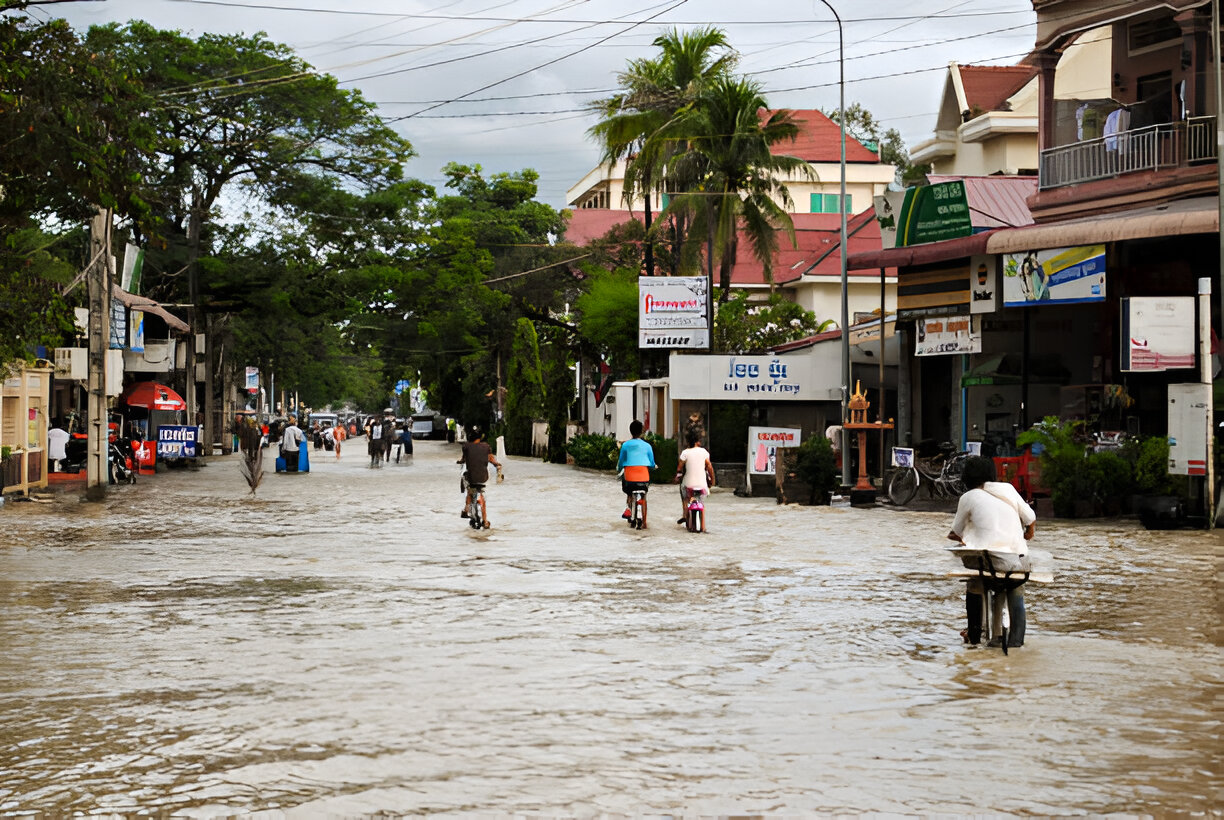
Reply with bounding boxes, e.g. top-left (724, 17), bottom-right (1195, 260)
top-left (815, 0), bottom-right (852, 487)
